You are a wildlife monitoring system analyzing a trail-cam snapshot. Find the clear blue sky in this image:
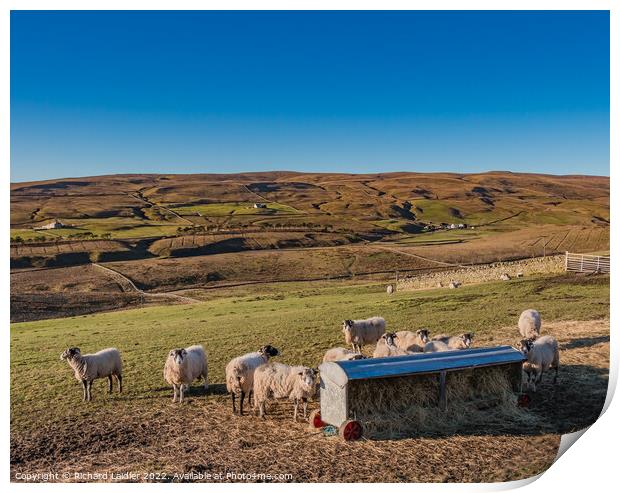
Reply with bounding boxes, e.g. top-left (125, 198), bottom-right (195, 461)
top-left (11, 10), bottom-right (610, 182)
